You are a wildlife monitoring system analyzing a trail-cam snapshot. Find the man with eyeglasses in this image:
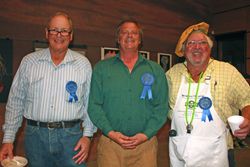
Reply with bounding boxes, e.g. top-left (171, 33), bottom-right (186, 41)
top-left (166, 22), bottom-right (250, 167)
top-left (88, 19), bottom-right (169, 167)
top-left (0, 12), bottom-right (96, 167)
